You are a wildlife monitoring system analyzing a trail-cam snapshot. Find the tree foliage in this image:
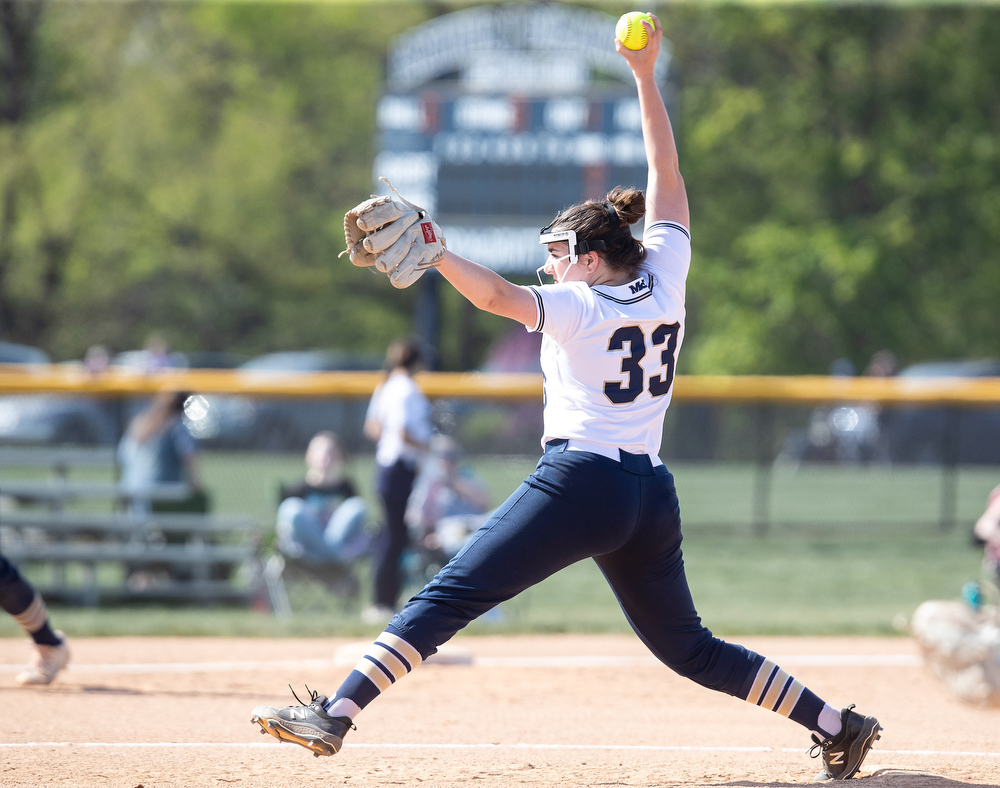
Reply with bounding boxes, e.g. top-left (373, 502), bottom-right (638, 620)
top-left (0, 1), bottom-right (435, 362)
top-left (0, 2), bottom-right (998, 373)
top-left (673, 5), bottom-right (1000, 373)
